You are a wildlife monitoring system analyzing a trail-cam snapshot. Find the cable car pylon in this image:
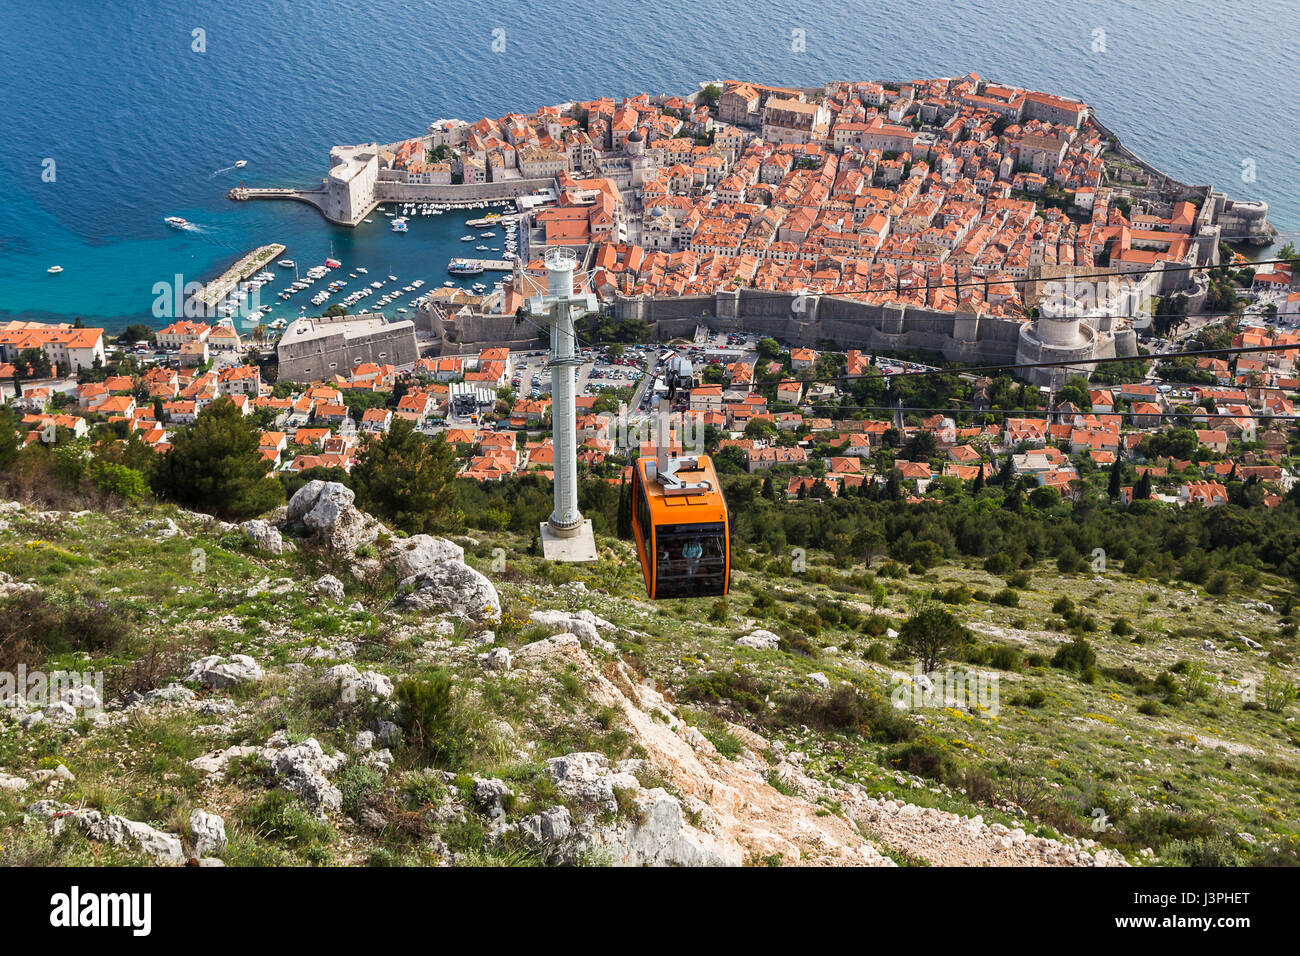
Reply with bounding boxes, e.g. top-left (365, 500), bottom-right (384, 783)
top-left (528, 247), bottom-right (598, 562)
